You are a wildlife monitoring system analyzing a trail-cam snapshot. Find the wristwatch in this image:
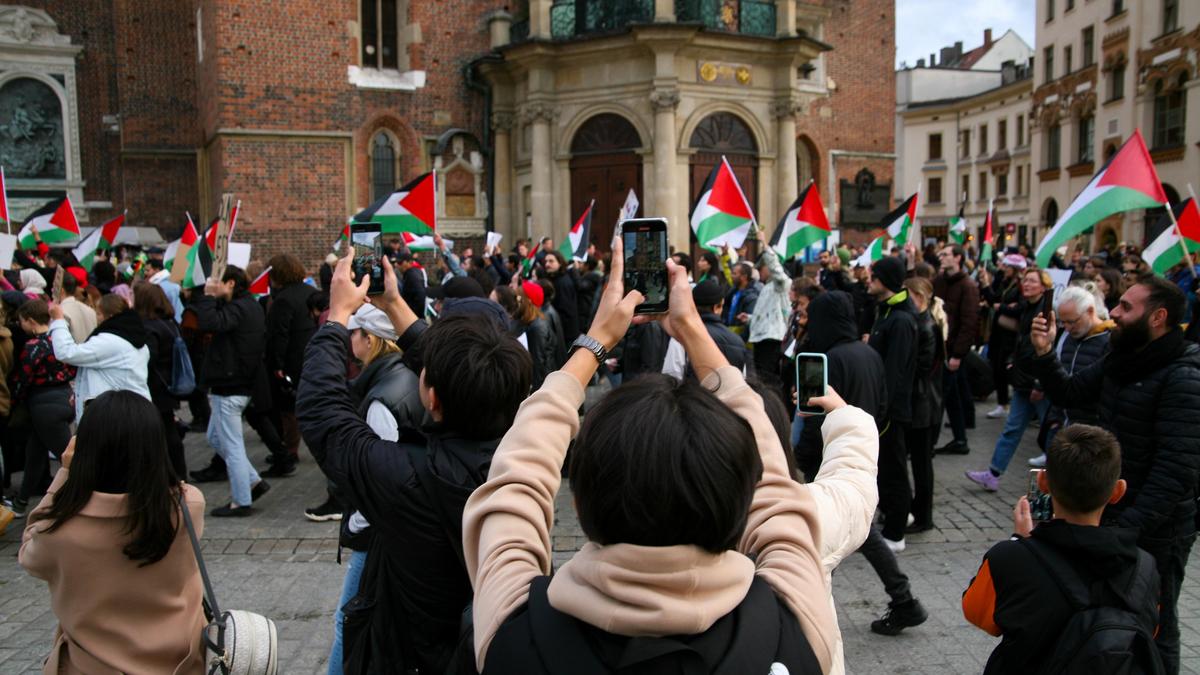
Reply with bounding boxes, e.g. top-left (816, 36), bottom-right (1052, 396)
top-left (569, 334), bottom-right (608, 364)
